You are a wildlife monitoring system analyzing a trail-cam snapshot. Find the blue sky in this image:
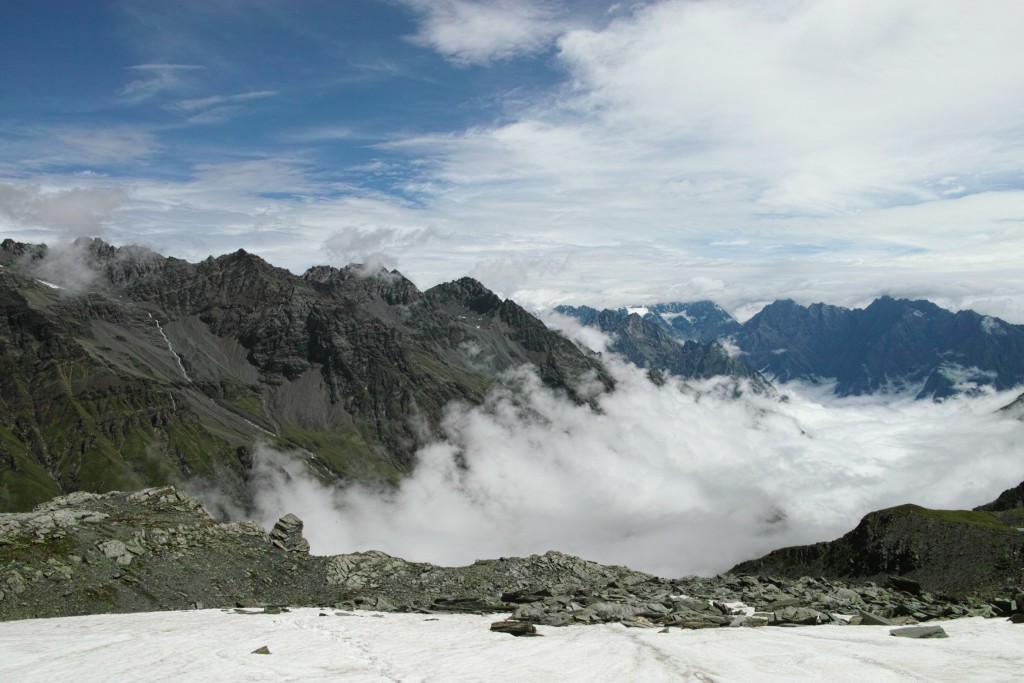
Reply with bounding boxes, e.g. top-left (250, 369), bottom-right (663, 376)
top-left (3, 1), bottom-right (1024, 321)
